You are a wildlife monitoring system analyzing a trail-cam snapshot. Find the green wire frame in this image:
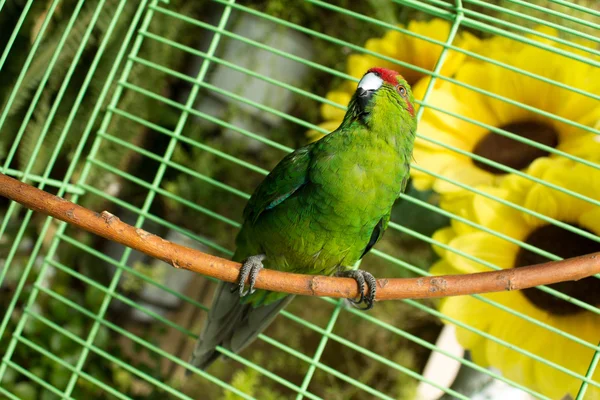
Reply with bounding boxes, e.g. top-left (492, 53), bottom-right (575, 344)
top-left (0, 0), bottom-right (598, 399)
